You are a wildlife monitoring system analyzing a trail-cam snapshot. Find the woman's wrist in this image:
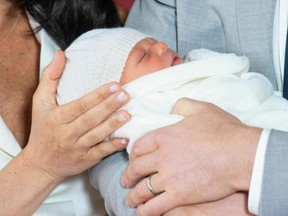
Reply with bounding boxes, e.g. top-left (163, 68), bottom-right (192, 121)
top-left (21, 144), bottom-right (65, 184)
top-left (0, 149), bottom-right (61, 215)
